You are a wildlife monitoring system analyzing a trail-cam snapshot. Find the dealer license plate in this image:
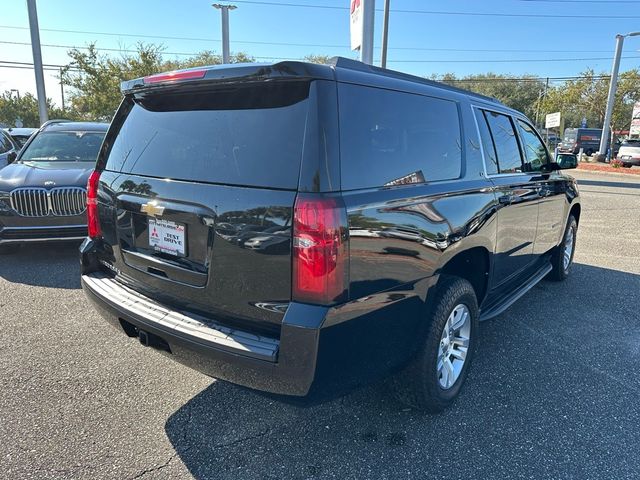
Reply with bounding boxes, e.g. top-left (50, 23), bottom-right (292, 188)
top-left (148, 219), bottom-right (186, 257)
